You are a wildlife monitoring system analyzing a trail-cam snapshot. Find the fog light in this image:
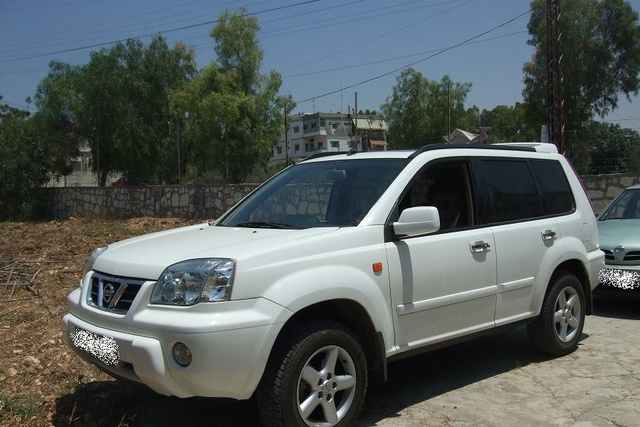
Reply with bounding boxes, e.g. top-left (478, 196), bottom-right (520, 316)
top-left (173, 342), bottom-right (192, 367)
